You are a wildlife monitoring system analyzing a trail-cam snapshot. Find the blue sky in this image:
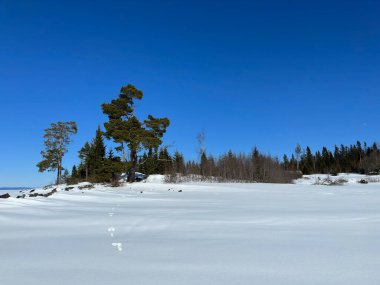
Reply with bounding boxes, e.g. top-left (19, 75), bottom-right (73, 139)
top-left (0, 0), bottom-right (379, 187)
